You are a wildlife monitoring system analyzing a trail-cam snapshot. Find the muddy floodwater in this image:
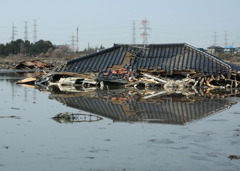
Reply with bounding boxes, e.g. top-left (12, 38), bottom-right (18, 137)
top-left (0, 72), bottom-right (240, 171)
